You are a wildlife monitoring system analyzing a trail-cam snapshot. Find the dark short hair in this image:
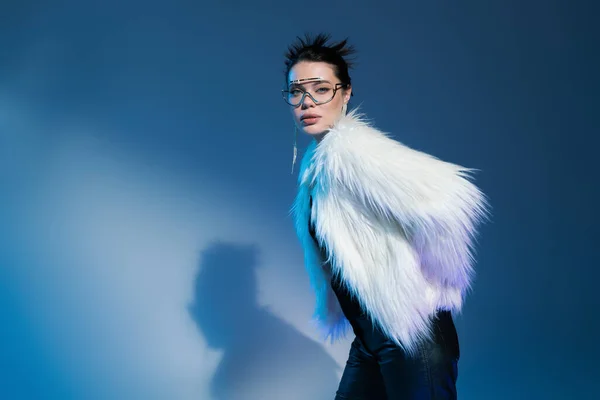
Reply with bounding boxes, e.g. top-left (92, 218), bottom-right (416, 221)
top-left (284, 33), bottom-right (356, 88)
